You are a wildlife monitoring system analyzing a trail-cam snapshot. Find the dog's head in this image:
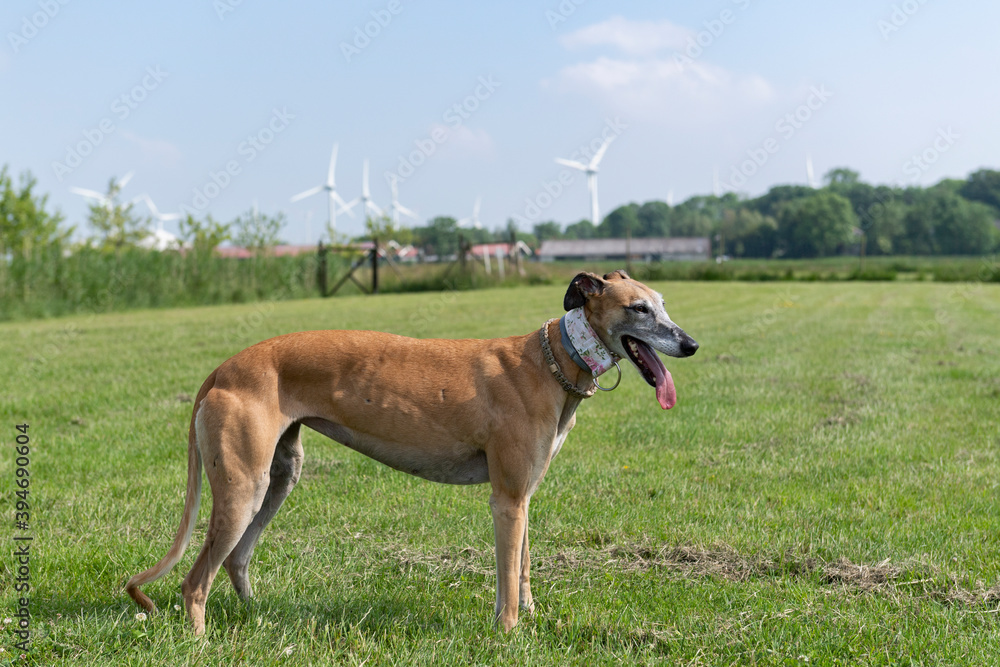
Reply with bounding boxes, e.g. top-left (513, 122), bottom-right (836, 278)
top-left (564, 270), bottom-right (698, 409)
